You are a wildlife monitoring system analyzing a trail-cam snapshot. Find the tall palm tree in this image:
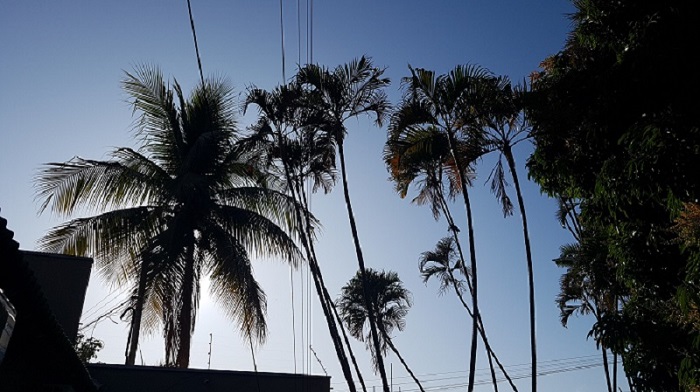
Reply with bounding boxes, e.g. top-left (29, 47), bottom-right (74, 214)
top-left (296, 56), bottom-right (391, 392)
top-left (390, 64), bottom-right (493, 392)
top-left (337, 269), bottom-right (424, 392)
top-left (242, 83), bottom-right (367, 392)
top-left (384, 127), bottom-right (515, 391)
top-left (36, 65), bottom-right (303, 368)
top-left (482, 80), bottom-right (538, 392)
top-left (420, 237), bottom-right (519, 392)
